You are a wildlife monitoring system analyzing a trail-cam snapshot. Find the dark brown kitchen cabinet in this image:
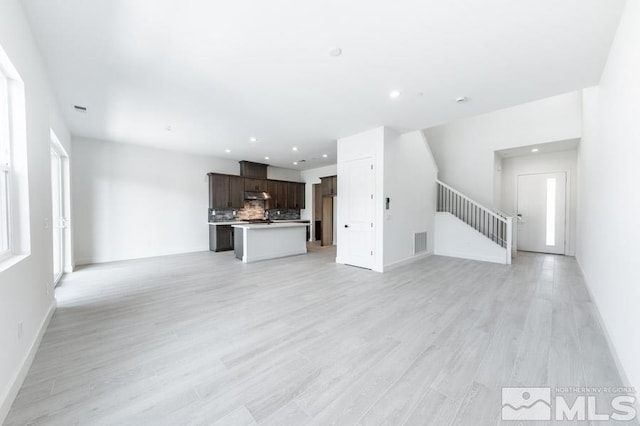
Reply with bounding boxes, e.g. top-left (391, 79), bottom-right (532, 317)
top-left (228, 176), bottom-right (244, 209)
top-left (208, 172), bottom-right (305, 212)
top-left (209, 225), bottom-right (234, 252)
top-left (297, 182), bottom-right (305, 209)
top-left (279, 182), bottom-right (290, 208)
top-left (208, 173), bottom-right (230, 210)
top-left (321, 175), bottom-right (337, 196)
top-left (267, 180), bottom-right (288, 209)
top-left (239, 161), bottom-right (268, 179)
top-left (244, 178), bottom-right (267, 192)
top-left (287, 182), bottom-right (306, 209)
top-left (208, 173), bottom-right (244, 210)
